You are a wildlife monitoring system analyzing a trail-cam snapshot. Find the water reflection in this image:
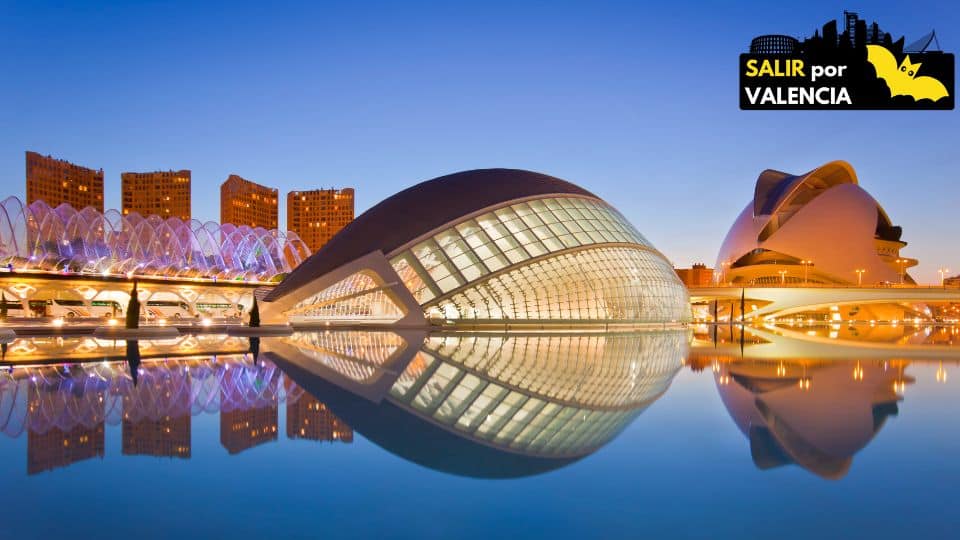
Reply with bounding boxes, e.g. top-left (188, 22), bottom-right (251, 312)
top-left (0, 340), bottom-right (352, 474)
top-left (266, 330), bottom-right (688, 477)
top-left (0, 330), bottom-right (688, 478)
top-left (690, 324), bottom-right (957, 479)
top-left (3, 326), bottom-right (954, 482)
